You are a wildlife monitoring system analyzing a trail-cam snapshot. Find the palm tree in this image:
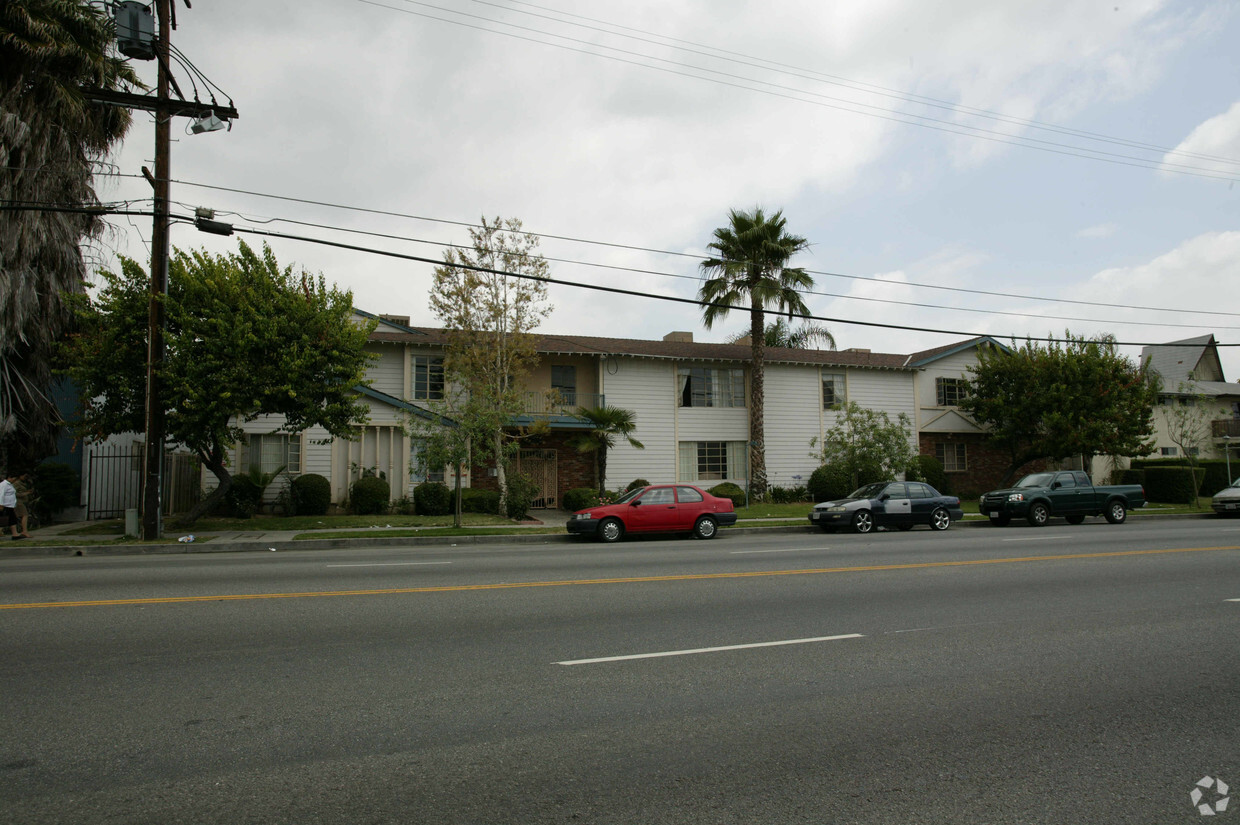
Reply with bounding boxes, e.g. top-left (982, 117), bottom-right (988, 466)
top-left (728, 318), bottom-right (835, 351)
top-left (567, 406), bottom-right (644, 498)
top-left (0, 0), bottom-right (140, 467)
top-left (699, 207), bottom-right (813, 502)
